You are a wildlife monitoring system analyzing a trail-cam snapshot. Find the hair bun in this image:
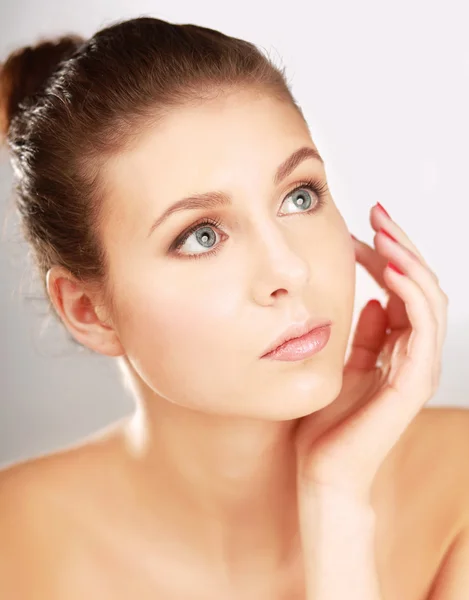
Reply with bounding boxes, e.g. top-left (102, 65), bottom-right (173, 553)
top-left (0, 34), bottom-right (85, 140)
